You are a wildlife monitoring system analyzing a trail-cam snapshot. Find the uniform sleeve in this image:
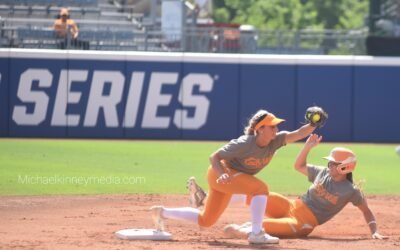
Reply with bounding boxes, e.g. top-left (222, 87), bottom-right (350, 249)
top-left (307, 165), bottom-right (324, 182)
top-left (350, 188), bottom-right (365, 206)
top-left (269, 131), bottom-right (288, 150)
top-left (217, 136), bottom-right (249, 160)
